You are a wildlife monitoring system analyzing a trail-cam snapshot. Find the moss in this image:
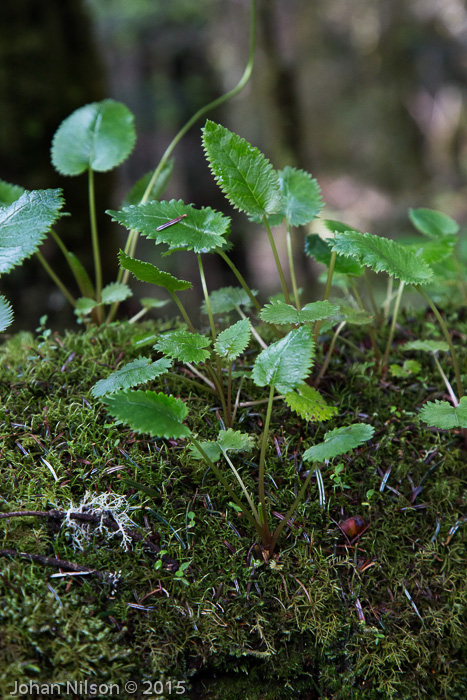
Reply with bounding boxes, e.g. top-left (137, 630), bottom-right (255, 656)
top-left (0, 312), bottom-right (466, 699)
